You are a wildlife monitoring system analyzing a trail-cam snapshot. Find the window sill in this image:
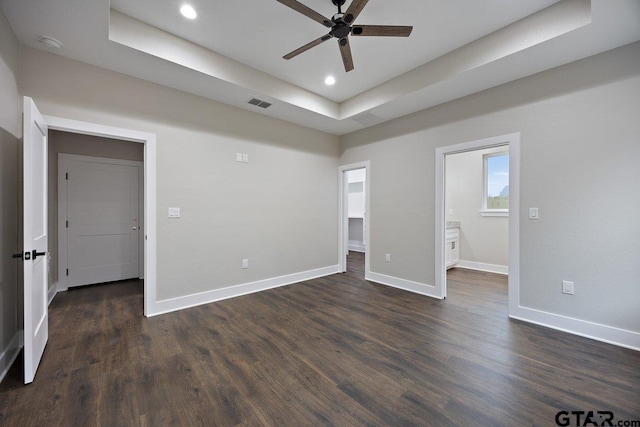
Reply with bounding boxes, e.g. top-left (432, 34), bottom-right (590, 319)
top-left (479, 210), bottom-right (509, 217)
